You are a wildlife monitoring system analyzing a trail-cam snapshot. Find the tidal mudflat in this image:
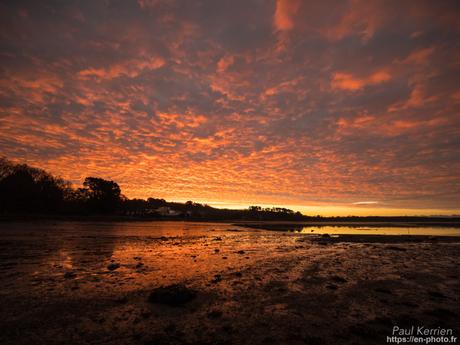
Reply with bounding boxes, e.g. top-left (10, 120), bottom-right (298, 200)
top-left (0, 221), bottom-right (459, 345)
